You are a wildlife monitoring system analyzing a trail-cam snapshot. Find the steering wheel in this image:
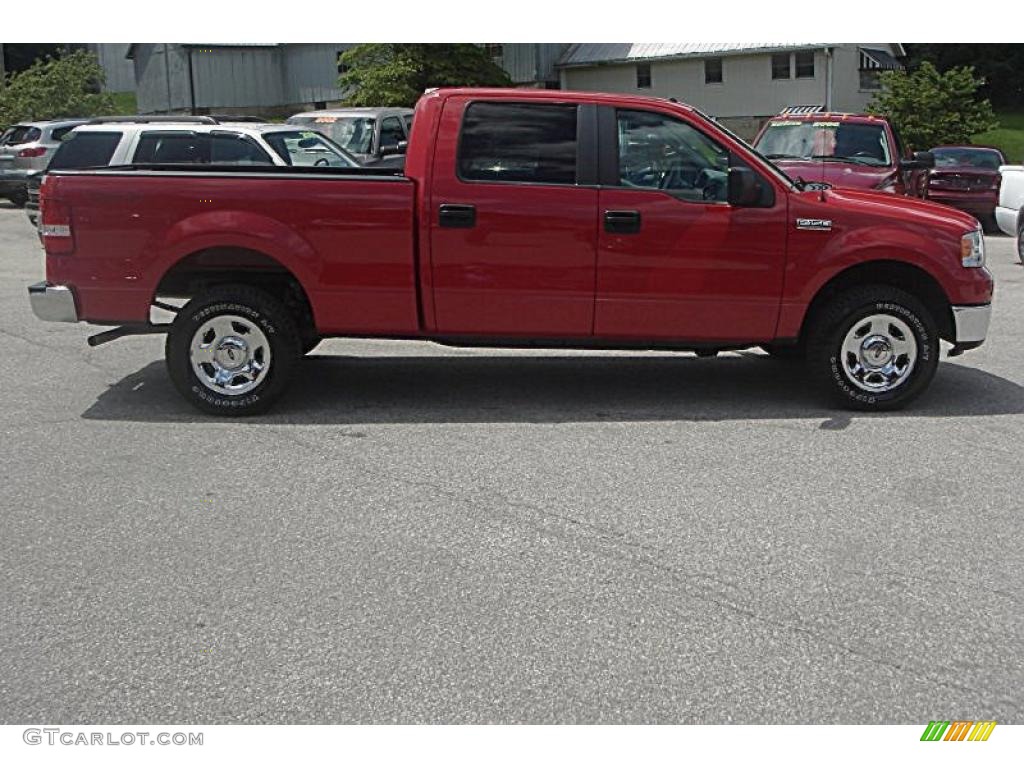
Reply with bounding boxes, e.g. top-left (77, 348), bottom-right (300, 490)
top-left (314, 158), bottom-right (330, 167)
